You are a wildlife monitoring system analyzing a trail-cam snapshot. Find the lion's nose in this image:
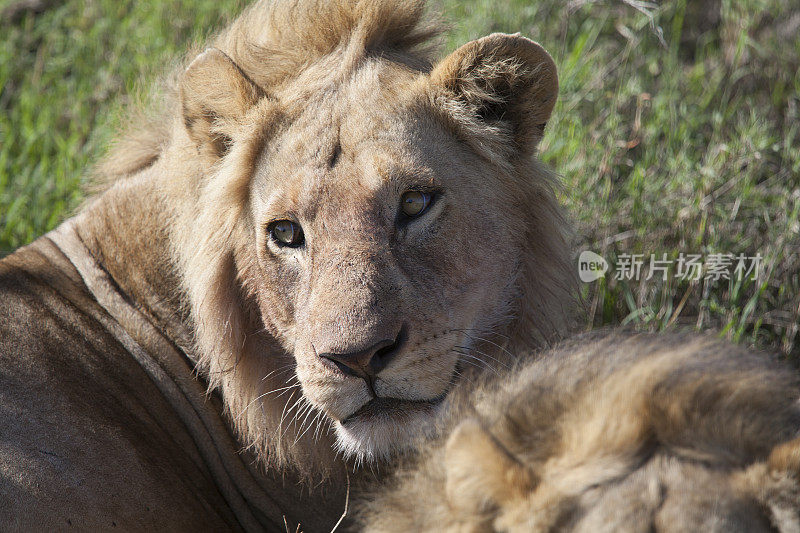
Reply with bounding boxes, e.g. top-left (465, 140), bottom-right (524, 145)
top-left (318, 326), bottom-right (406, 380)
